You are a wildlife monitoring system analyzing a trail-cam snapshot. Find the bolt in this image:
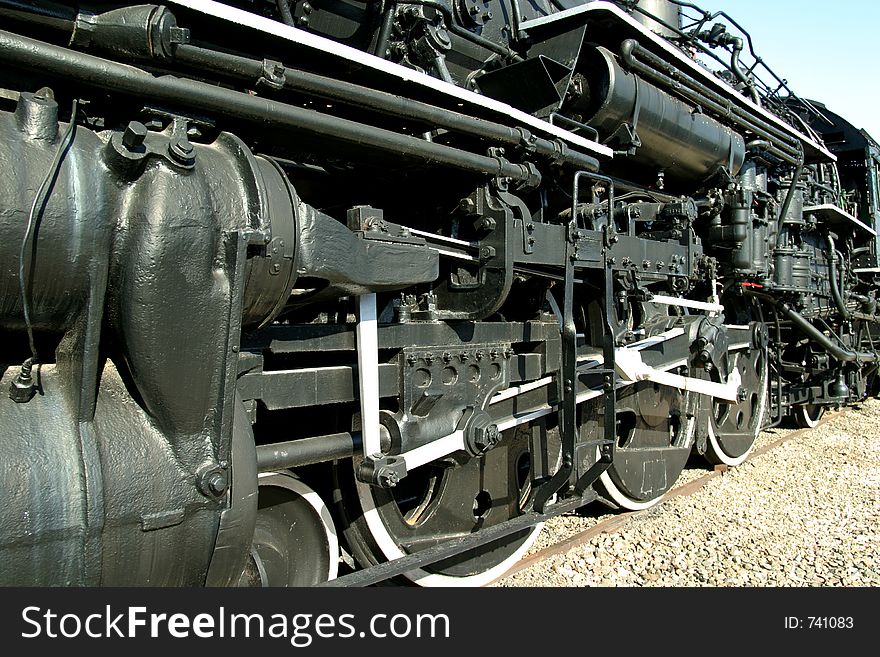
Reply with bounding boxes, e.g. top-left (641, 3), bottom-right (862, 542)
top-left (460, 352), bottom-right (469, 362)
top-left (198, 468), bottom-right (229, 498)
top-left (8, 360), bottom-right (37, 403)
top-left (168, 135), bottom-right (195, 165)
top-left (475, 350), bottom-right (484, 361)
top-left (424, 352), bottom-right (435, 365)
top-left (474, 423), bottom-right (501, 452)
top-left (207, 470), bottom-right (229, 496)
top-left (442, 351), bottom-right (452, 363)
top-left (406, 354), bottom-right (418, 366)
top-left (122, 121), bottom-right (148, 150)
top-left (378, 470), bottom-right (399, 488)
top-left (490, 349), bottom-right (499, 360)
